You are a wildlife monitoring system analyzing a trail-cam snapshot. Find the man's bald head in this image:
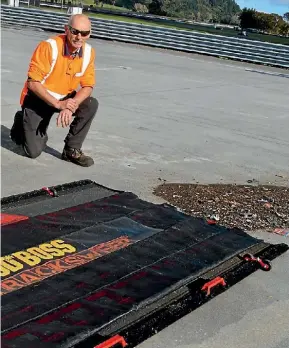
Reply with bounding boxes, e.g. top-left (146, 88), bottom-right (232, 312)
top-left (65, 13), bottom-right (92, 51)
top-left (68, 14), bottom-right (91, 31)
